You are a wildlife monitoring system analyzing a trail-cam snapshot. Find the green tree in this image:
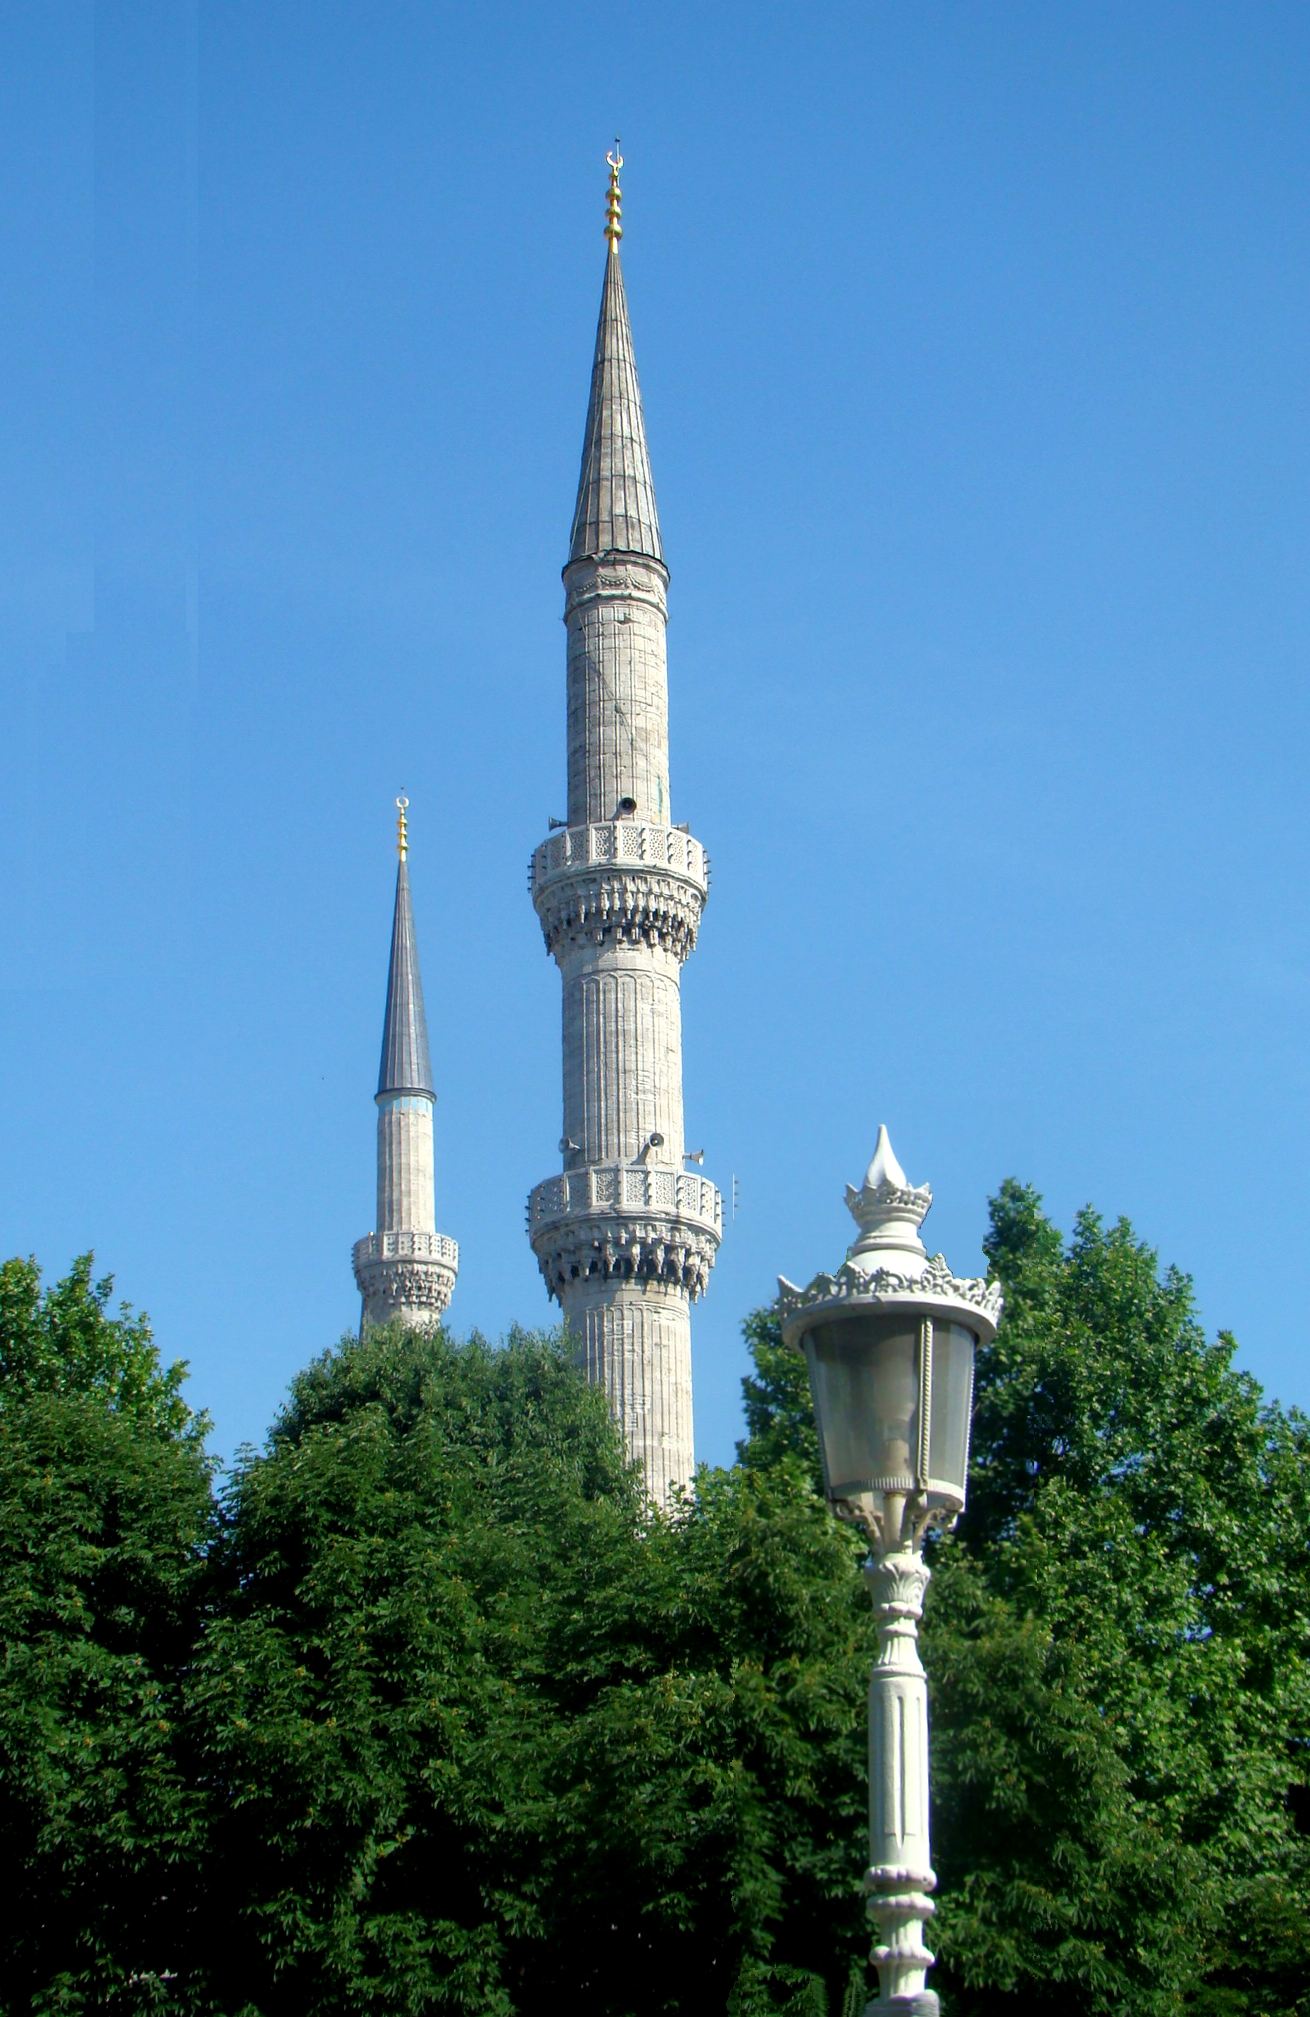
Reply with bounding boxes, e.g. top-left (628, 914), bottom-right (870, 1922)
top-left (0, 1257), bottom-right (214, 2013)
top-left (190, 1325), bottom-right (871, 2016)
top-left (738, 1308), bottom-right (819, 1486)
top-left (0, 1254), bottom-right (203, 1444)
top-left (12, 1187), bottom-right (1303, 2017)
top-left (738, 1186), bottom-right (1310, 2016)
